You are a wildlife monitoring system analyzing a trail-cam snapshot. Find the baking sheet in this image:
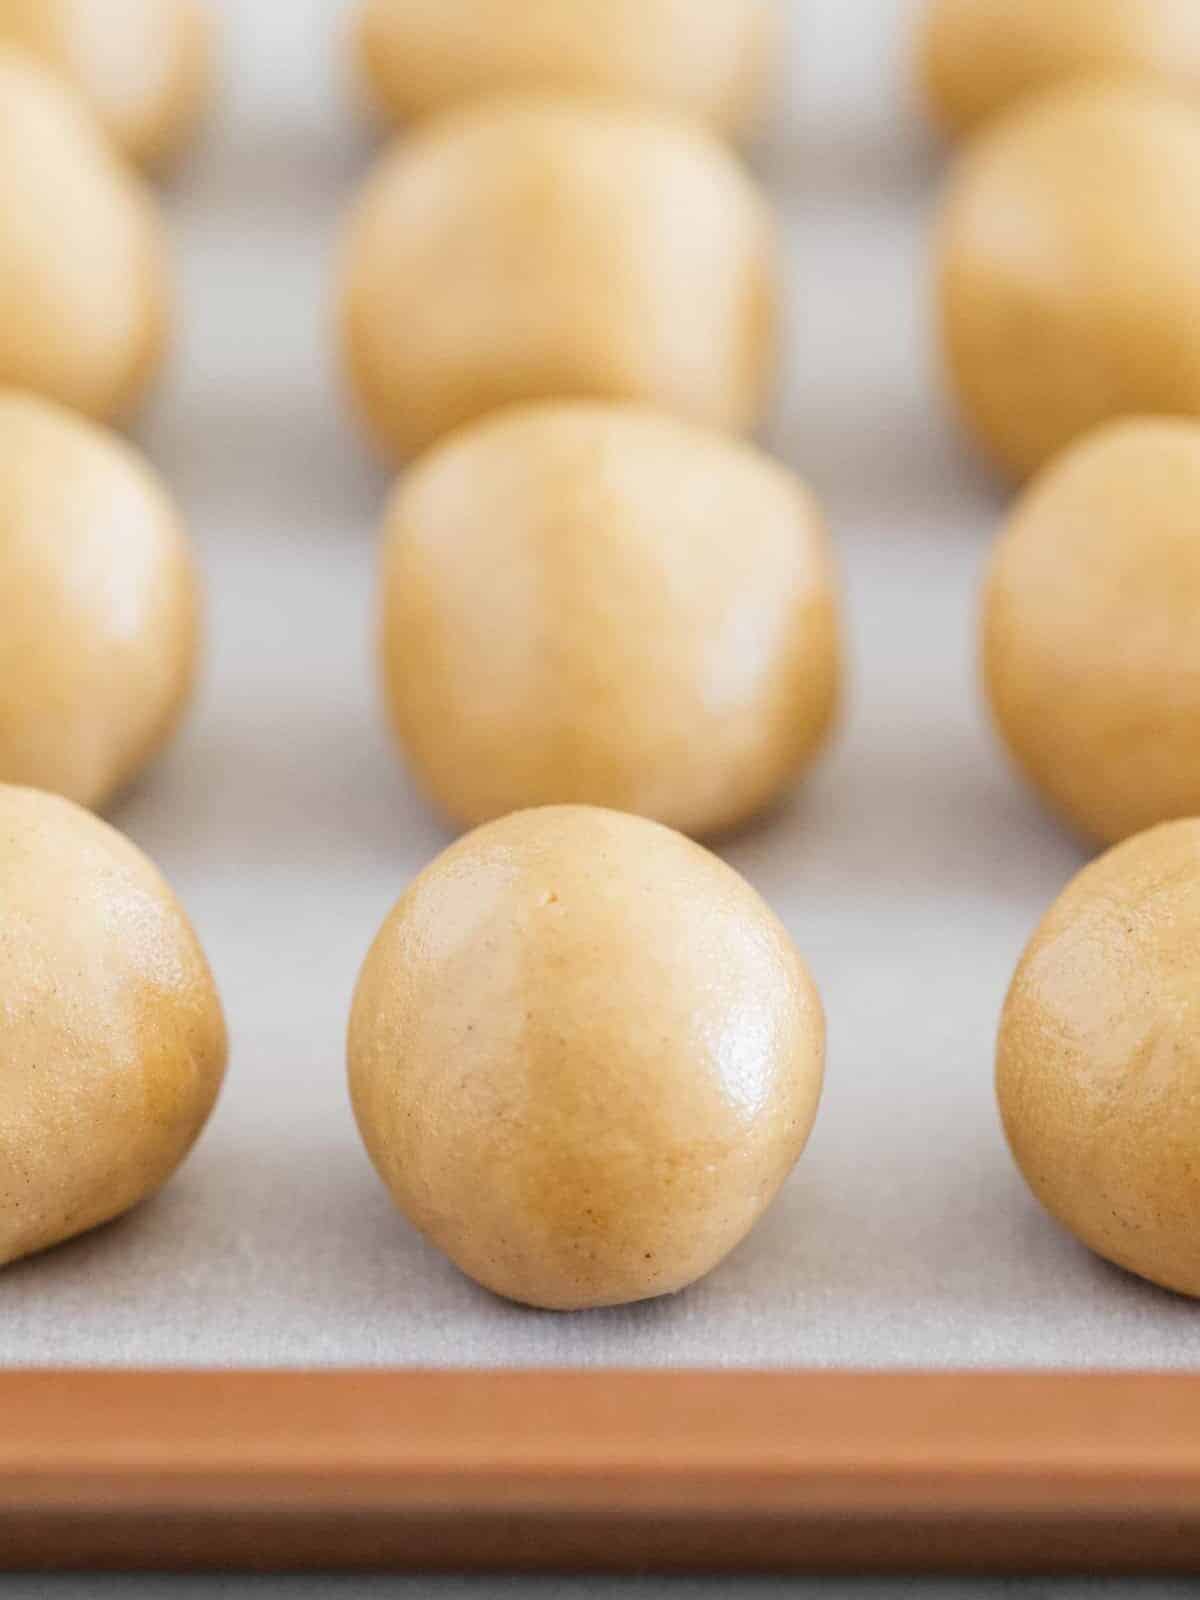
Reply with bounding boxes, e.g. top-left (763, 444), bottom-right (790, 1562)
top-left (8, 1580), bottom-right (1200, 1600)
top-left (4, 0), bottom-right (1198, 1370)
